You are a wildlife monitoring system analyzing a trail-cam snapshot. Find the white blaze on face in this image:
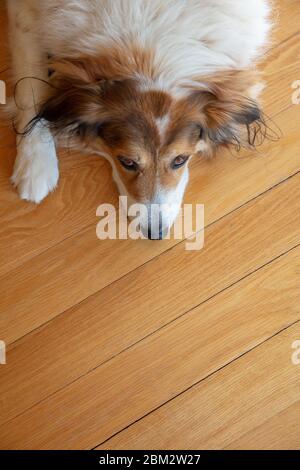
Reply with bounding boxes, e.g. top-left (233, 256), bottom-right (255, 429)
top-left (139, 114), bottom-right (190, 237)
top-left (143, 166), bottom-right (190, 238)
top-left (155, 115), bottom-right (170, 141)
top-left (195, 139), bottom-right (209, 153)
